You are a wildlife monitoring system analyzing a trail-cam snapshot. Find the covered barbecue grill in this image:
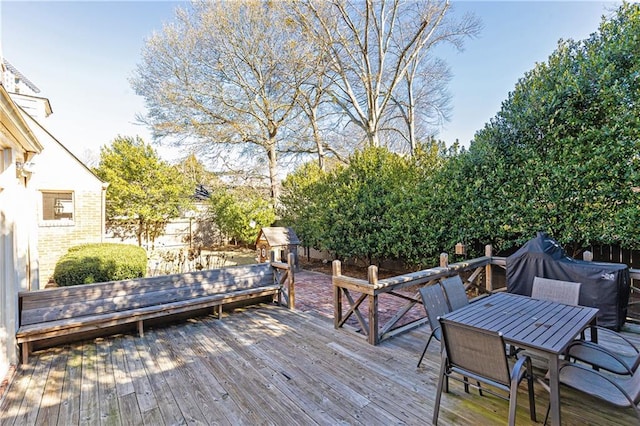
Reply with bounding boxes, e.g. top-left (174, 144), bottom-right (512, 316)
top-left (506, 232), bottom-right (630, 330)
